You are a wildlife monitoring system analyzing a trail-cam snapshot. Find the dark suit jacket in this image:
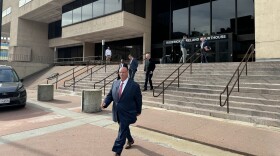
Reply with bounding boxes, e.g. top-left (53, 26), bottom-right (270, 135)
top-left (144, 59), bottom-right (156, 73)
top-left (118, 63), bottom-right (128, 71)
top-left (104, 79), bottom-right (142, 124)
top-left (201, 41), bottom-right (210, 52)
top-left (129, 58), bottom-right (138, 71)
